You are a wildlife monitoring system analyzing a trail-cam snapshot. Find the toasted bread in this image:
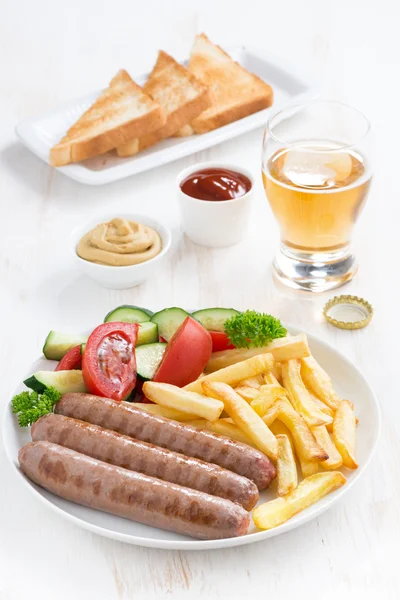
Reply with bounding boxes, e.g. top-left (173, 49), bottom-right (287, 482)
top-left (175, 34), bottom-right (273, 135)
top-left (173, 124), bottom-right (195, 137)
top-left (50, 70), bottom-right (164, 166)
top-left (117, 51), bottom-right (211, 157)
